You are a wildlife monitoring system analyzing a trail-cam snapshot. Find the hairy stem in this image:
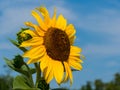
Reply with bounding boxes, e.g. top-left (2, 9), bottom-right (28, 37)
top-left (24, 62), bottom-right (34, 87)
top-left (34, 63), bottom-right (41, 87)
